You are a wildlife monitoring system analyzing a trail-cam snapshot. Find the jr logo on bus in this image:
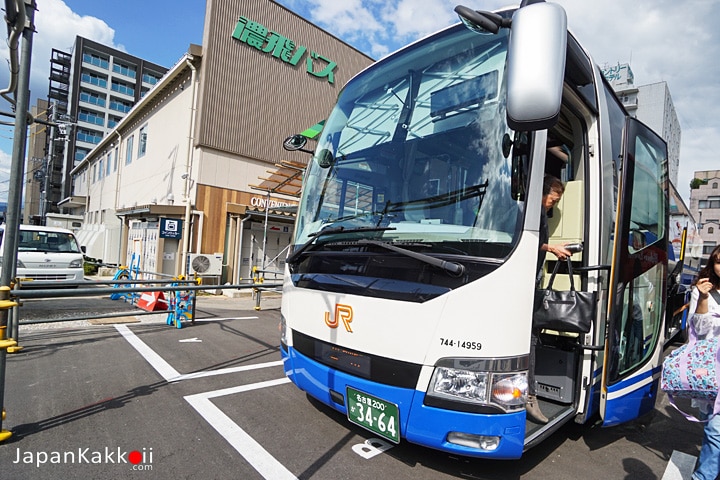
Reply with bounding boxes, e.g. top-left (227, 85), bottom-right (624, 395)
top-left (325, 304), bottom-right (353, 332)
